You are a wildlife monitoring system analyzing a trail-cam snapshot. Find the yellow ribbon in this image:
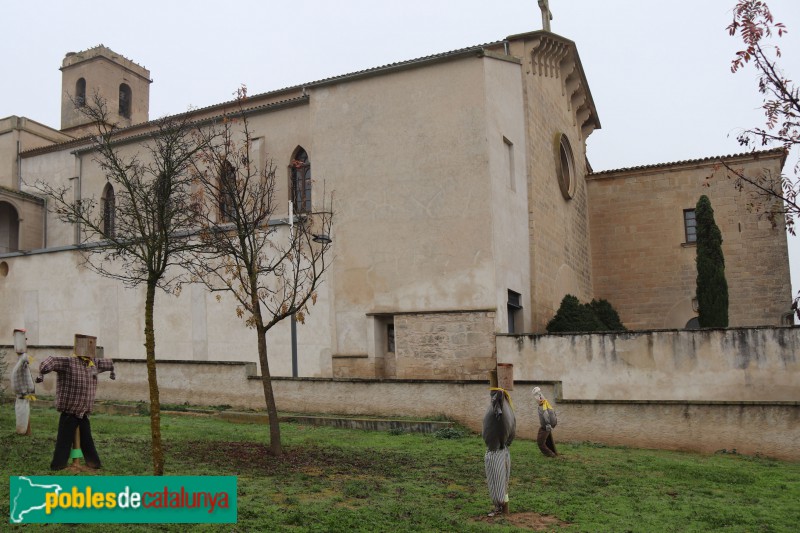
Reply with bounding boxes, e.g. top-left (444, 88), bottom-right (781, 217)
top-left (23, 394), bottom-right (36, 401)
top-left (540, 398), bottom-right (553, 411)
top-left (72, 354), bottom-right (95, 367)
top-left (489, 387), bottom-right (514, 410)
